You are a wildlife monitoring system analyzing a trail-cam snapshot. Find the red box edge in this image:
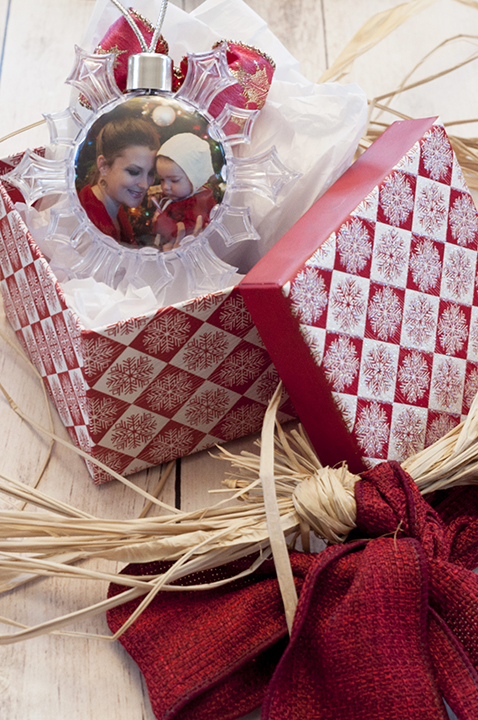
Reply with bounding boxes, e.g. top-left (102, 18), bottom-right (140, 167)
top-left (240, 281), bottom-right (365, 473)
